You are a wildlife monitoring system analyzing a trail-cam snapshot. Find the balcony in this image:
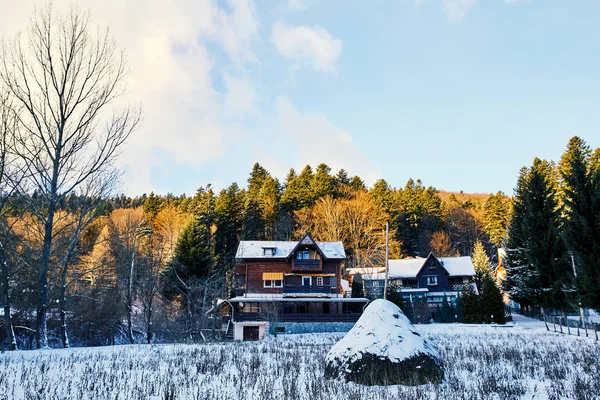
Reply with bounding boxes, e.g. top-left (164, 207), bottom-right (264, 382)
top-left (234, 312), bottom-right (362, 323)
top-left (291, 259), bottom-right (322, 272)
top-left (283, 285), bottom-right (335, 295)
